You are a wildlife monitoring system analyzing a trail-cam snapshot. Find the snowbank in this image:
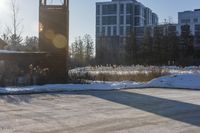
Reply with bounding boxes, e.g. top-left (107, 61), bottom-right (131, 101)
top-left (0, 74), bottom-right (199, 94)
top-left (0, 82), bottom-right (143, 95)
top-left (147, 74), bottom-right (200, 89)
